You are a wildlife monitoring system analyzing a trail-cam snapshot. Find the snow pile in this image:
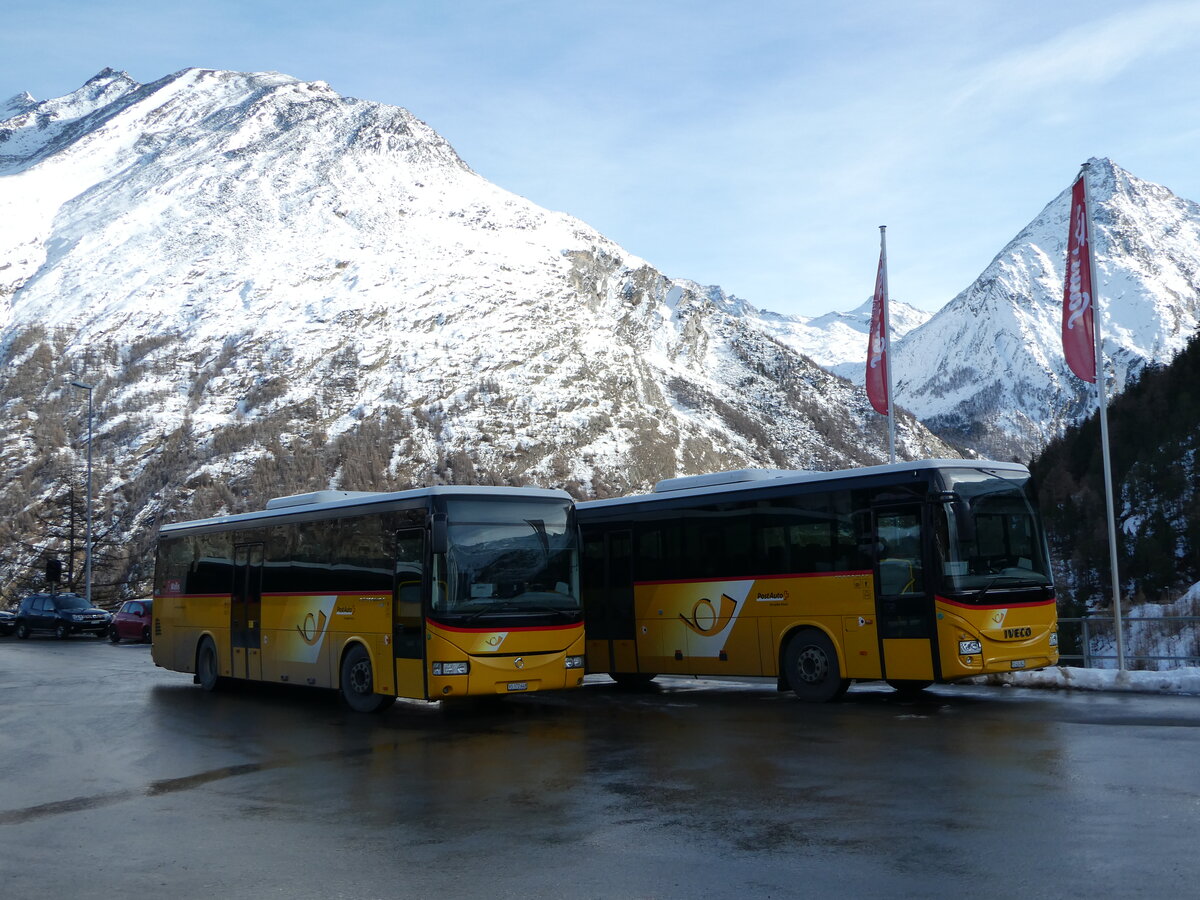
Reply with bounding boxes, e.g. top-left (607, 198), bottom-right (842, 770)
top-left (979, 665), bottom-right (1200, 696)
